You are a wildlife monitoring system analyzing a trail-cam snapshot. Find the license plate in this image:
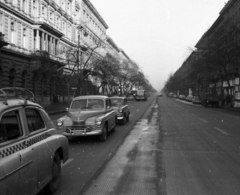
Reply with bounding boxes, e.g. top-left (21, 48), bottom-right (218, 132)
top-left (73, 131), bottom-right (85, 135)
